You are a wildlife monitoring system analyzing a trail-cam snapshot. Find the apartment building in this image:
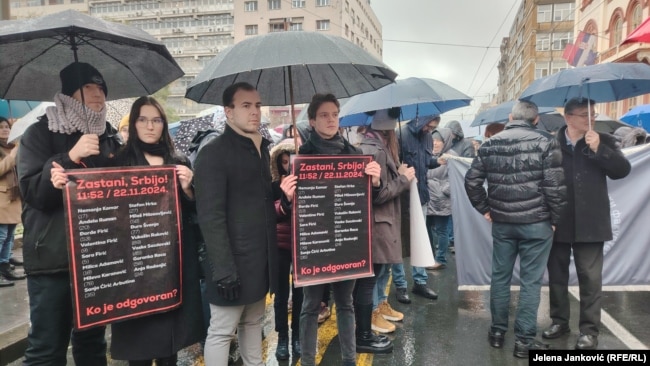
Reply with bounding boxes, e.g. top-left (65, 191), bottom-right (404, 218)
top-left (7, 0), bottom-right (383, 120)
